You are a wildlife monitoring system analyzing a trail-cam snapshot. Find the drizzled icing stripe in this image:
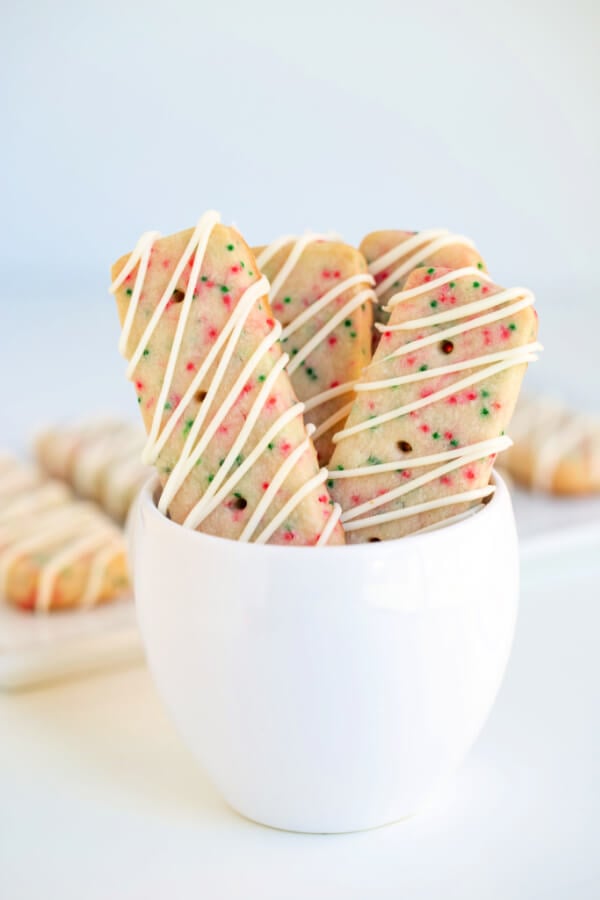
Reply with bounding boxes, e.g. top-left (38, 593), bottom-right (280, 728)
top-left (328, 436), bottom-right (512, 480)
top-left (0, 477), bottom-right (122, 611)
top-left (342, 488), bottom-right (494, 533)
top-left (257, 234), bottom-right (376, 409)
top-left (160, 300), bottom-right (278, 513)
top-left (312, 402), bottom-right (354, 442)
top-left (331, 269), bottom-right (539, 531)
top-left (184, 402), bottom-right (305, 530)
top-left (508, 397), bottom-right (600, 490)
top-left (239, 427), bottom-right (317, 542)
top-left (335, 352), bottom-right (539, 442)
top-left (339, 437), bottom-right (511, 524)
top-left (112, 216), bottom-right (339, 544)
top-left (256, 232), bottom-right (339, 297)
top-left (303, 380), bottom-right (356, 413)
top-left (316, 502), bottom-right (343, 546)
top-left (384, 266), bottom-right (492, 309)
top-left (368, 230), bottom-right (478, 299)
top-left (254, 467), bottom-right (328, 545)
top-left (36, 529), bottom-right (118, 613)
